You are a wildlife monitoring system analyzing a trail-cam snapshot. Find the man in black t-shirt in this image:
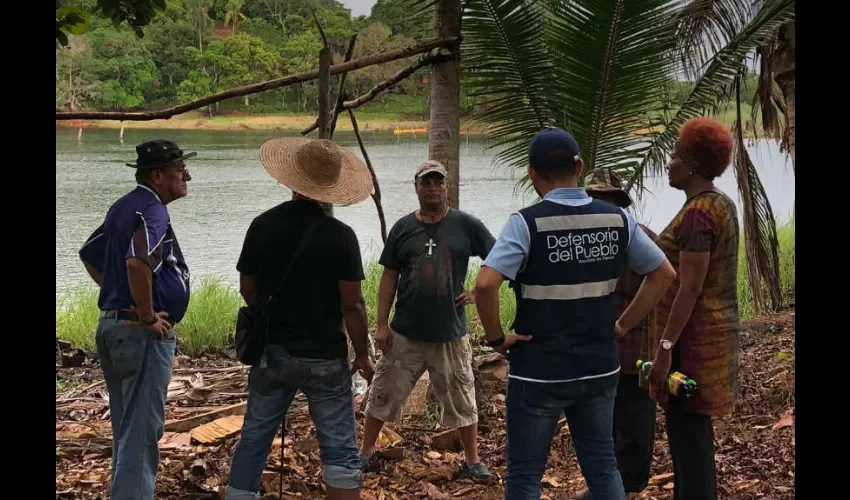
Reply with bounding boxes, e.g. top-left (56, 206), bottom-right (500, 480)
top-left (226, 138), bottom-right (374, 500)
top-left (358, 160), bottom-right (497, 483)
